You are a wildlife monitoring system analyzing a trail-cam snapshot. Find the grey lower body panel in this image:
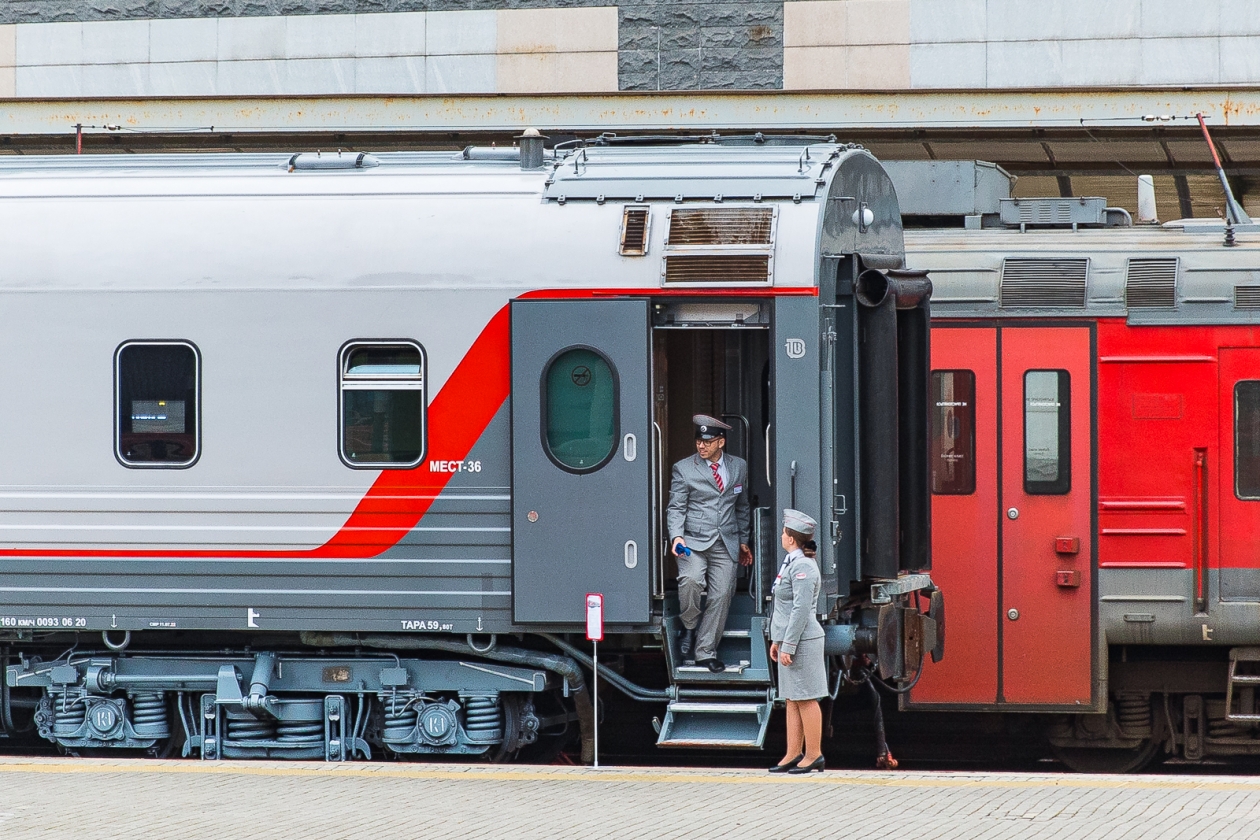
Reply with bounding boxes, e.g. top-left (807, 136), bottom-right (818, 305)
top-left (1102, 567), bottom-right (1260, 646)
top-left (0, 406), bottom-right (518, 635)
